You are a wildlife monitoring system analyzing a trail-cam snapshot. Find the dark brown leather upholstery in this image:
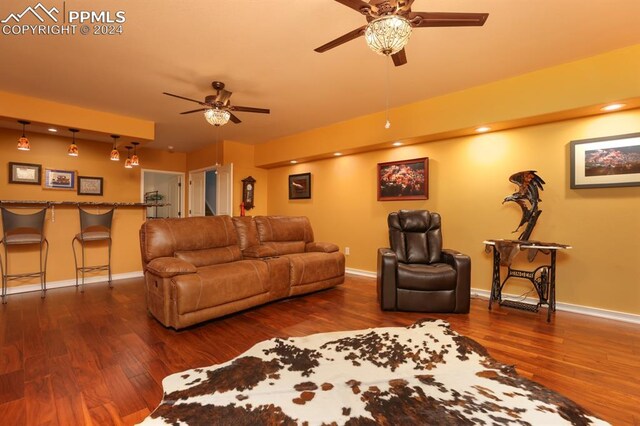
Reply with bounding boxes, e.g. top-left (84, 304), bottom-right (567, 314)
top-left (377, 210), bottom-right (470, 313)
top-left (140, 215), bottom-right (345, 329)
